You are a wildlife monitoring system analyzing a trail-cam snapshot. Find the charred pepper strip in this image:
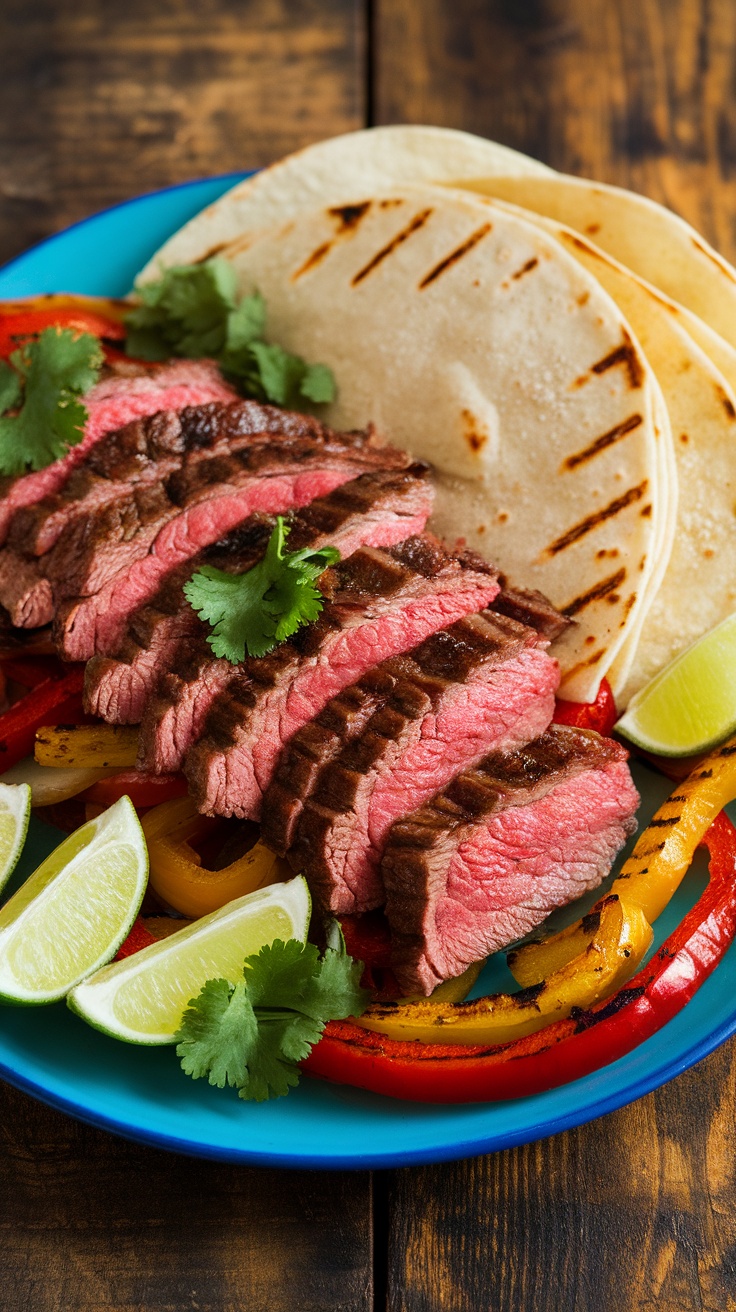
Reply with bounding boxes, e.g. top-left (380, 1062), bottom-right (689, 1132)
top-left (354, 893), bottom-right (651, 1045)
top-left (0, 667), bottom-right (85, 773)
top-left (611, 737), bottom-right (736, 922)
